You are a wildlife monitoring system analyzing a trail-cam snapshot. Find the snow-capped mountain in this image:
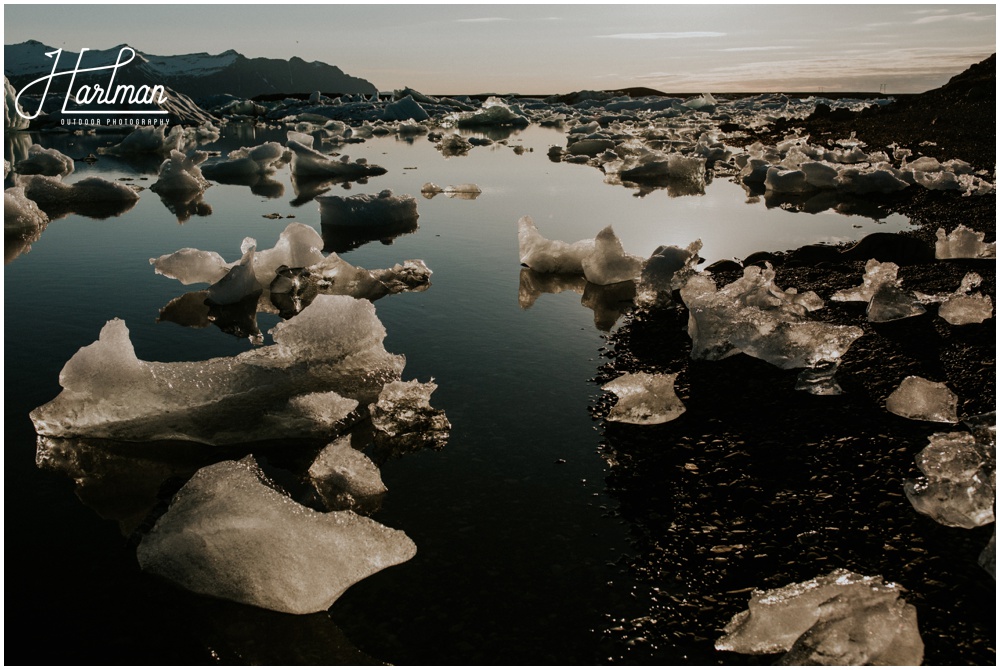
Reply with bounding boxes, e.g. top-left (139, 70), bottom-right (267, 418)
top-left (4, 40), bottom-right (377, 99)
